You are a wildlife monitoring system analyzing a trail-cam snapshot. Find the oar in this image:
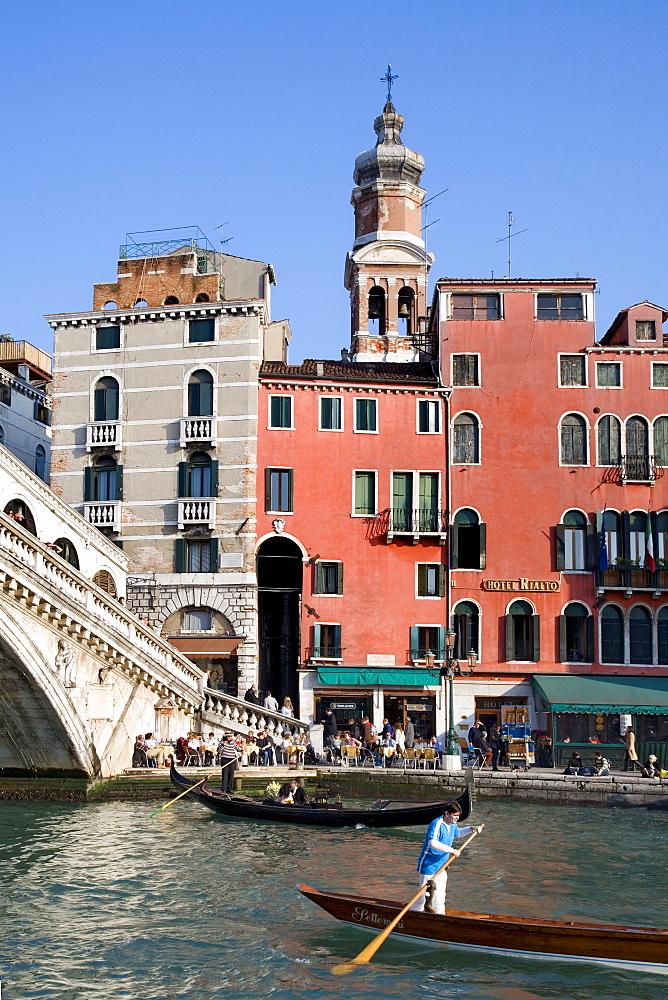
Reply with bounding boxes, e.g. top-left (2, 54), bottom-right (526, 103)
top-left (331, 826), bottom-right (483, 975)
top-left (148, 757), bottom-right (237, 819)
